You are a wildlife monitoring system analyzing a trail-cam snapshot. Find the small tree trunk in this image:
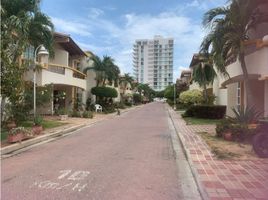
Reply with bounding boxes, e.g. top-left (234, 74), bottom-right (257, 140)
top-left (239, 53), bottom-right (252, 107)
top-left (203, 84), bottom-right (208, 104)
